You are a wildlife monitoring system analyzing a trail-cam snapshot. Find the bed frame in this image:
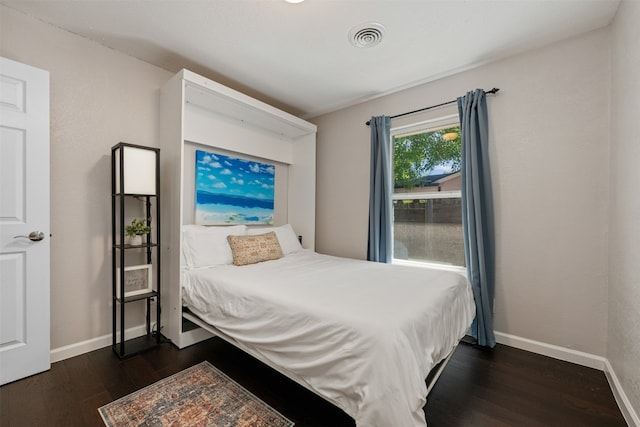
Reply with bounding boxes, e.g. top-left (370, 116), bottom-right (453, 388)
top-left (159, 69), bottom-right (317, 350)
top-left (158, 69), bottom-right (458, 424)
top-left (182, 309), bottom-right (457, 412)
